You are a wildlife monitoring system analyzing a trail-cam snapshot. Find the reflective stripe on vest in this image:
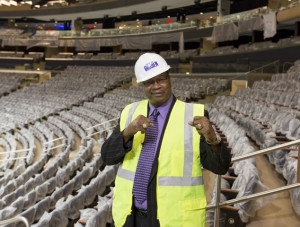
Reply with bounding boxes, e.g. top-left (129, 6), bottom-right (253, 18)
top-left (117, 101), bottom-right (203, 187)
top-left (117, 101), bottom-right (141, 181)
top-left (125, 101), bottom-right (141, 129)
